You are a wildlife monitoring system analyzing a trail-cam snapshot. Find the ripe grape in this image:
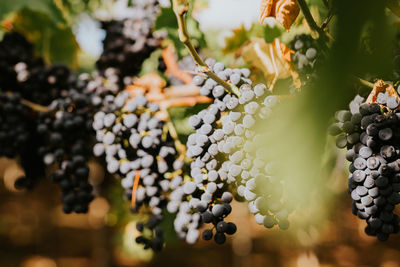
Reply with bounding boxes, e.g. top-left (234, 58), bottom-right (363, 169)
top-left (329, 93), bottom-right (400, 240)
